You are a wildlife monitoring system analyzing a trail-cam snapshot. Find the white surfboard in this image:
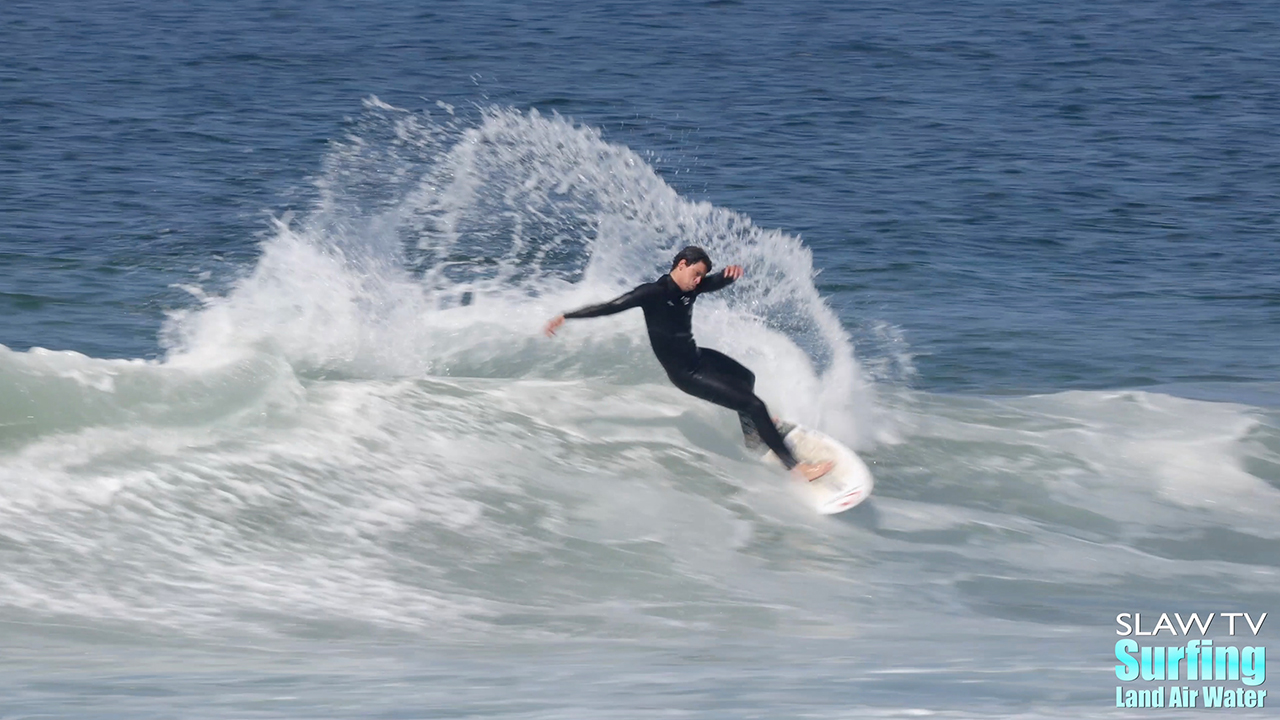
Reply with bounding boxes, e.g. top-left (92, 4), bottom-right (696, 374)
top-left (761, 424), bottom-right (874, 515)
